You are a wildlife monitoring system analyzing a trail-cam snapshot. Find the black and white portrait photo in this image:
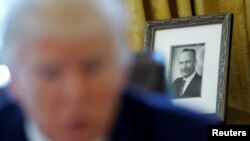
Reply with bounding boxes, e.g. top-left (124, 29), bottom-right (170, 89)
top-left (170, 43), bottom-right (205, 98)
top-left (145, 14), bottom-right (232, 118)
